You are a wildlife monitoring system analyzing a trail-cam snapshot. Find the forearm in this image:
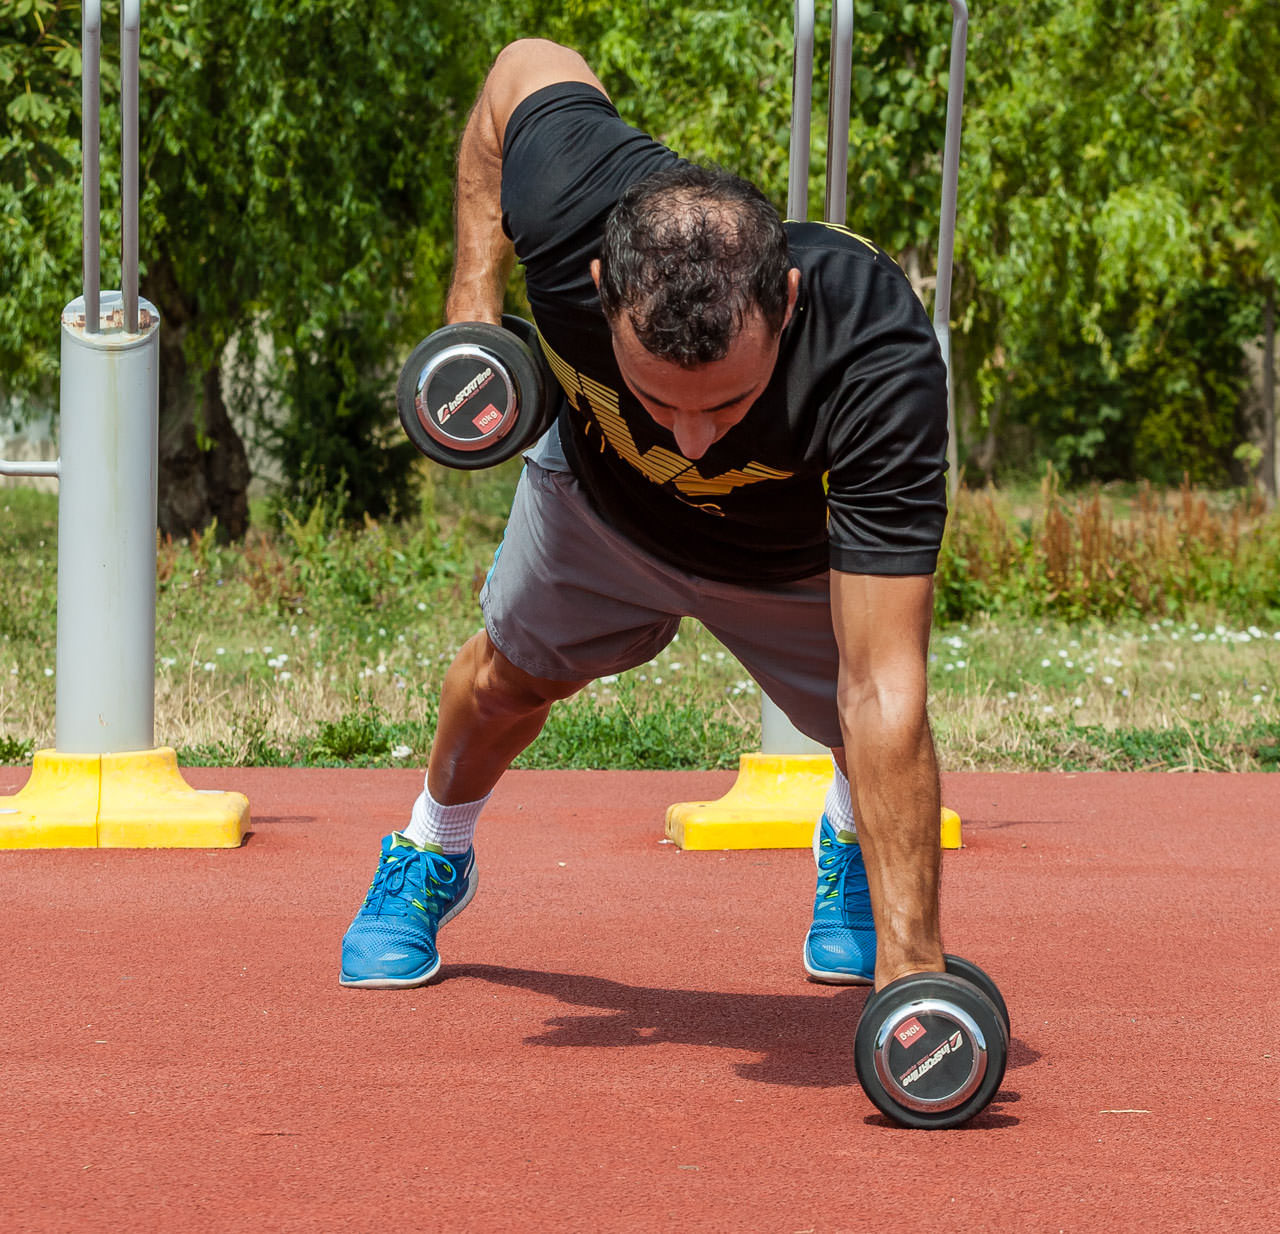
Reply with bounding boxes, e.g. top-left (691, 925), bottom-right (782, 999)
top-left (841, 681), bottom-right (944, 987)
top-left (445, 86), bottom-right (515, 325)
